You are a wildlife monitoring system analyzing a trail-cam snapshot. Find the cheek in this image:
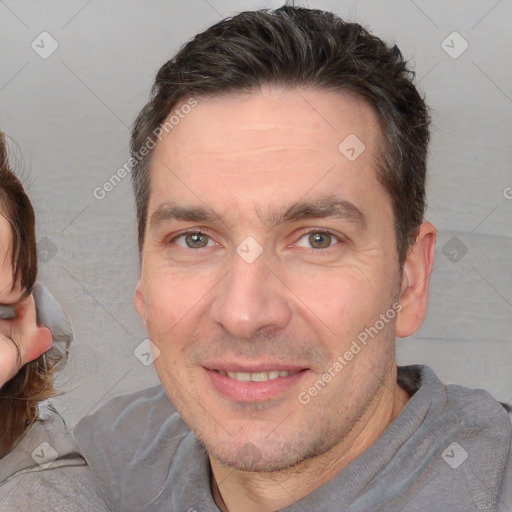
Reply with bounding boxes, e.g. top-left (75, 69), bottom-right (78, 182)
top-left (143, 269), bottom-right (211, 364)
top-left (290, 269), bottom-right (384, 334)
top-left (143, 266), bottom-right (203, 325)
